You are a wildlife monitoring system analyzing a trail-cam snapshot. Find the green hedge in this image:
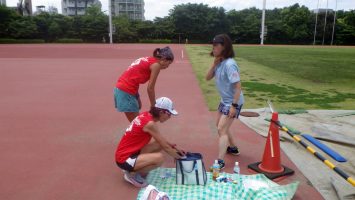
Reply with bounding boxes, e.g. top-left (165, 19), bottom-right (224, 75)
top-left (139, 39), bottom-right (172, 43)
top-left (0, 38), bottom-right (45, 44)
top-left (55, 38), bottom-right (84, 43)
